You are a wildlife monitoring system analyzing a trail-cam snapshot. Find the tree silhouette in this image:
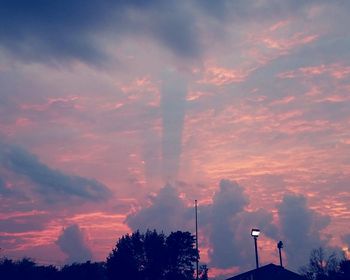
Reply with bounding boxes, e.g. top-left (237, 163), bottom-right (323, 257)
top-left (143, 230), bottom-right (167, 280)
top-left (60, 261), bottom-right (106, 280)
top-left (106, 230), bottom-right (199, 280)
top-left (338, 259), bottom-right (350, 280)
top-left (199, 264), bottom-right (209, 280)
top-left (0, 258), bottom-right (59, 280)
top-left (0, 230), bottom-right (204, 280)
top-left (165, 231), bottom-right (198, 280)
top-left (106, 231), bottom-right (145, 280)
top-left (300, 248), bottom-right (342, 280)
